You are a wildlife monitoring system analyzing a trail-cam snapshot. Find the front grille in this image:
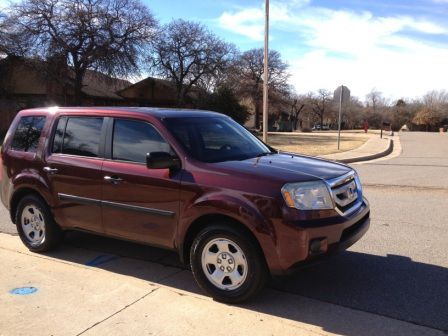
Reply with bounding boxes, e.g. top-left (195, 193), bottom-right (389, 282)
top-left (326, 171), bottom-right (362, 216)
